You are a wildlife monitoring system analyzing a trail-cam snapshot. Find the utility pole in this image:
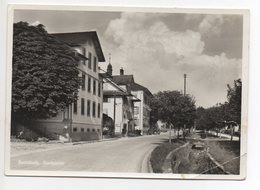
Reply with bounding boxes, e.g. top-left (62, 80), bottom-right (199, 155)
top-left (184, 73), bottom-right (187, 96)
